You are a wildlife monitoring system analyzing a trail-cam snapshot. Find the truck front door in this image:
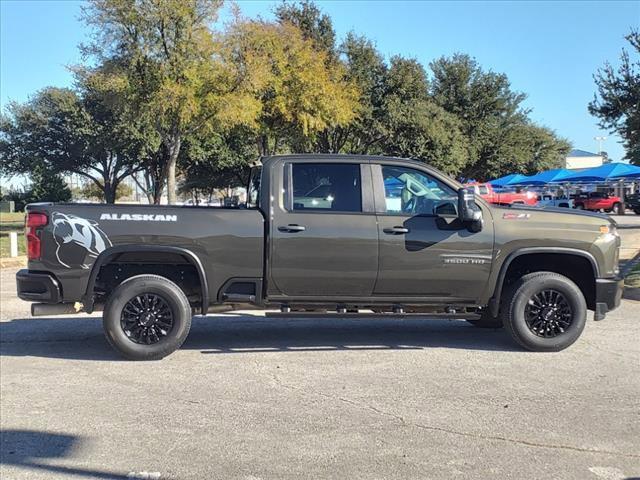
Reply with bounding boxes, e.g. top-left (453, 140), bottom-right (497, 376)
top-left (268, 161), bottom-right (379, 297)
top-left (372, 163), bottom-right (494, 302)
